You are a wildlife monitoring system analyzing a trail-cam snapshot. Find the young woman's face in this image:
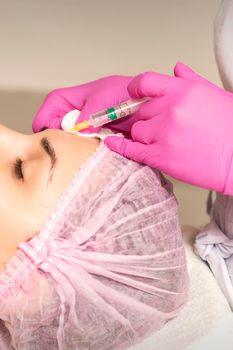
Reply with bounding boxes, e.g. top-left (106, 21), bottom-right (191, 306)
top-left (0, 125), bottom-right (99, 265)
